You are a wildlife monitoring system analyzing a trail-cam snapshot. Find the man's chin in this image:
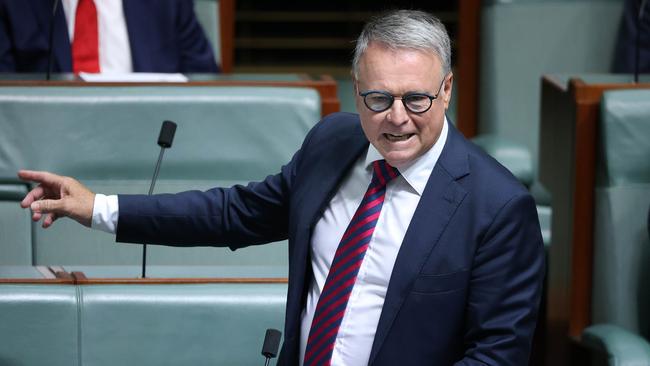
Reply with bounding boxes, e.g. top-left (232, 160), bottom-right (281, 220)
top-left (380, 150), bottom-right (417, 168)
